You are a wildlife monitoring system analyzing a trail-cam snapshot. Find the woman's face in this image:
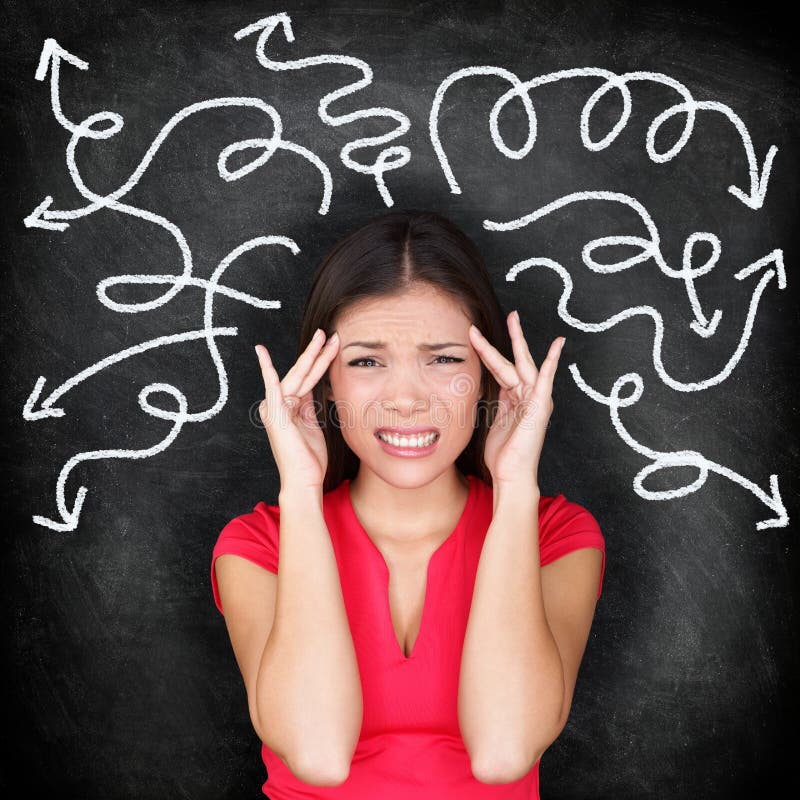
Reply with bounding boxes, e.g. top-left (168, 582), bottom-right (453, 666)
top-left (324, 285), bottom-right (484, 487)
